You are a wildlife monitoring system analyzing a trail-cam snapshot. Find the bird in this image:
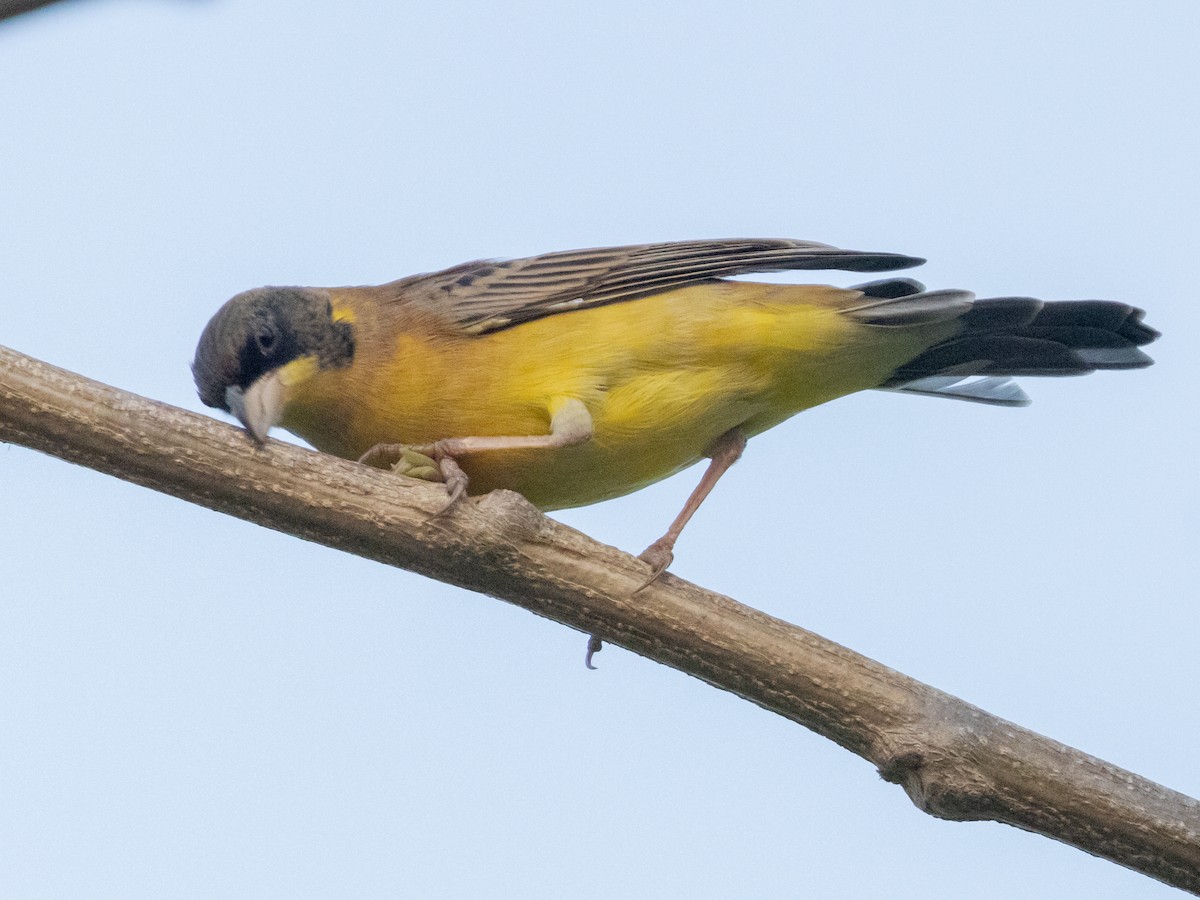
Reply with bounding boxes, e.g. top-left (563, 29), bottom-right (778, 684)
top-left (193, 238), bottom-right (1159, 664)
